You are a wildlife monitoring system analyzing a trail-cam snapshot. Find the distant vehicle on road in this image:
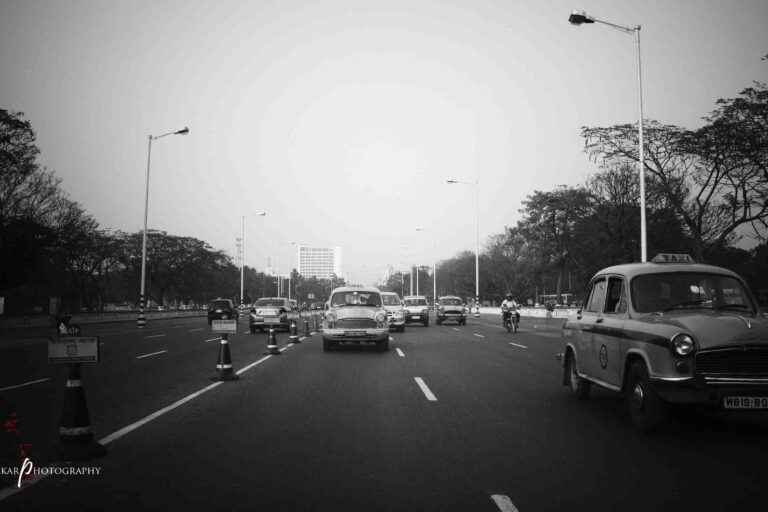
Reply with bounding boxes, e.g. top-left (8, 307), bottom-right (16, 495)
top-left (403, 295), bottom-right (430, 326)
top-left (436, 296), bottom-right (467, 325)
top-left (249, 297), bottom-right (293, 333)
top-left (207, 299), bottom-right (239, 325)
top-left (381, 291), bottom-right (405, 332)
